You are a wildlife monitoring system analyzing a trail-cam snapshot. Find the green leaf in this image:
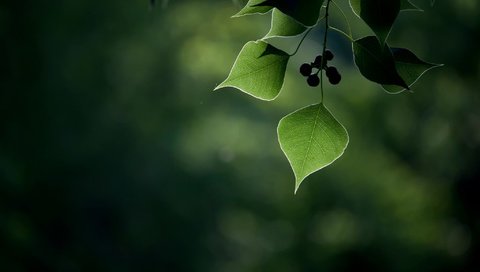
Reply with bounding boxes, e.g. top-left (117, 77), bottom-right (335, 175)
top-left (264, 9), bottom-right (308, 39)
top-left (400, 0), bottom-right (422, 11)
top-left (349, 0), bottom-right (401, 44)
top-left (253, 0), bottom-right (324, 26)
top-left (382, 48), bottom-right (442, 94)
top-left (353, 36), bottom-right (408, 89)
top-left (278, 103), bottom-right (349, 193)
top-left (214, 41), bottom-right (290, 101)
top-left (233, 0), bottom-right (273, 17)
